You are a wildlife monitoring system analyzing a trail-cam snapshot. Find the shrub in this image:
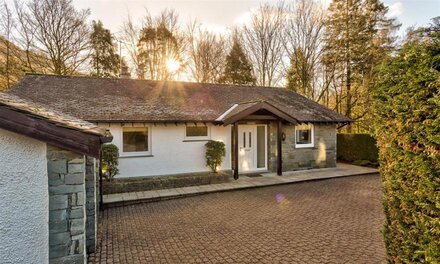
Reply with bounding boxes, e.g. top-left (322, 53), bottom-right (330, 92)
top-left (101, 144), bottom-right (119, 180)
top-left (337, 133), bottom-right (378, 163)
top-left (205, 140), bottom-right (226, 173)
top-left (373, 22), bottom-right (440, 263)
